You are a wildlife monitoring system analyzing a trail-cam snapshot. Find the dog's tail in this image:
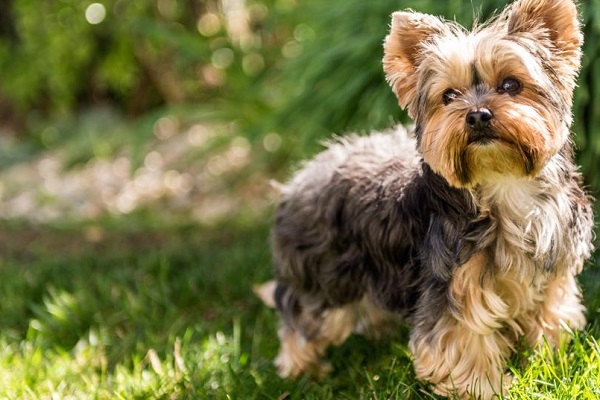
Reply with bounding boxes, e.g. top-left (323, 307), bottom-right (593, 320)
top-left (253, 280), bottom-right (277, 308)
